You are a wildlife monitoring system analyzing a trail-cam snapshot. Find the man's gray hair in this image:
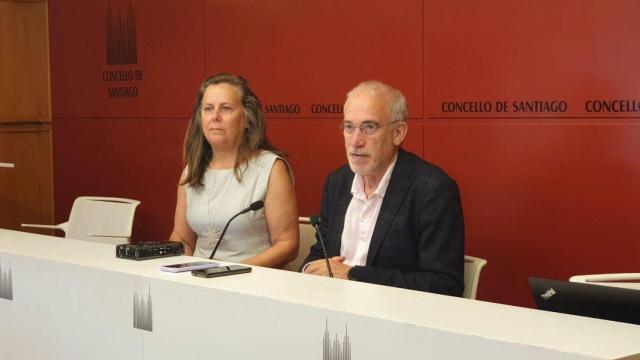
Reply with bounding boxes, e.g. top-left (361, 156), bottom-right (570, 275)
top-left (345, 80), bottom-right (408, 122)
